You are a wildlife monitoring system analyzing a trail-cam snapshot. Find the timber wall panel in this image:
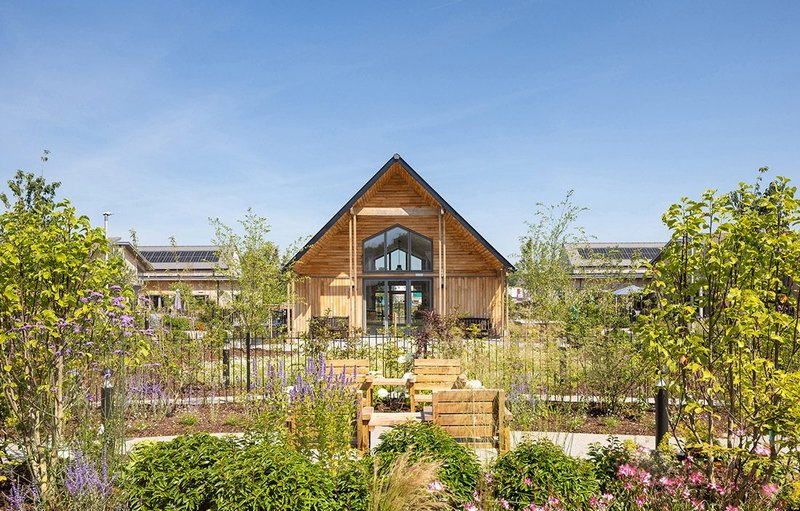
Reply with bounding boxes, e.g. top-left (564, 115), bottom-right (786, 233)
top-left (293, 277), bottom-right (351, 333)
top-left (446, 275), bottom-right (504, 327)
